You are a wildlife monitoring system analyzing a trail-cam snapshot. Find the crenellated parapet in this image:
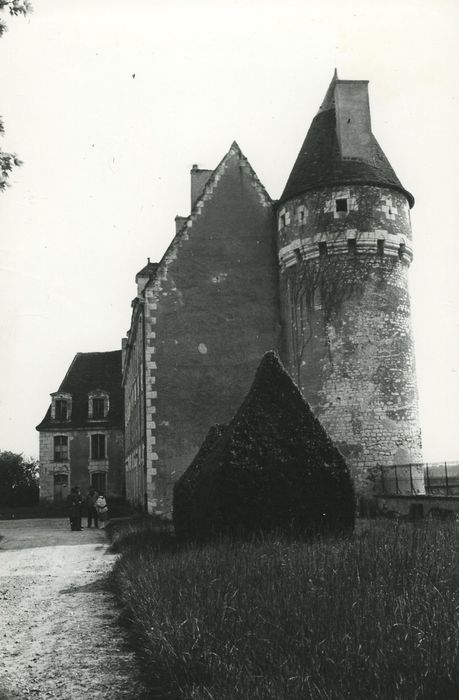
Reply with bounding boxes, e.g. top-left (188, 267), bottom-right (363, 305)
top-left (279, 229), bottom-right (412, 269)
